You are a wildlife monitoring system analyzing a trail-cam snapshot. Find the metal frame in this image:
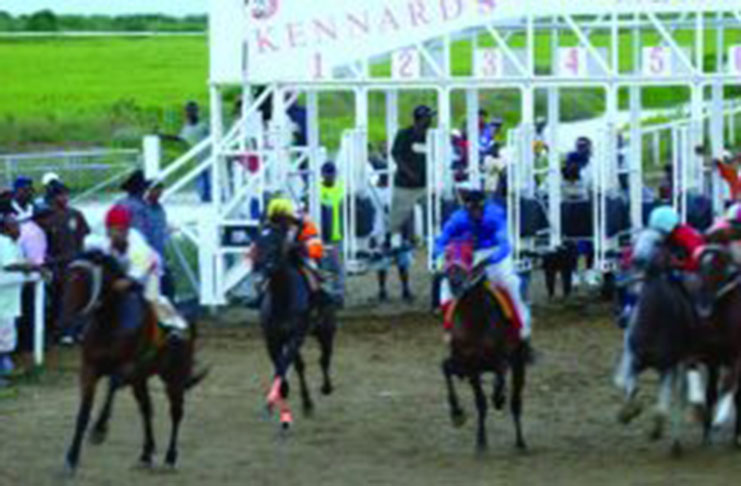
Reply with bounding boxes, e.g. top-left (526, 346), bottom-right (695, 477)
top-left (183, 7), bottom-right (741, 304)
